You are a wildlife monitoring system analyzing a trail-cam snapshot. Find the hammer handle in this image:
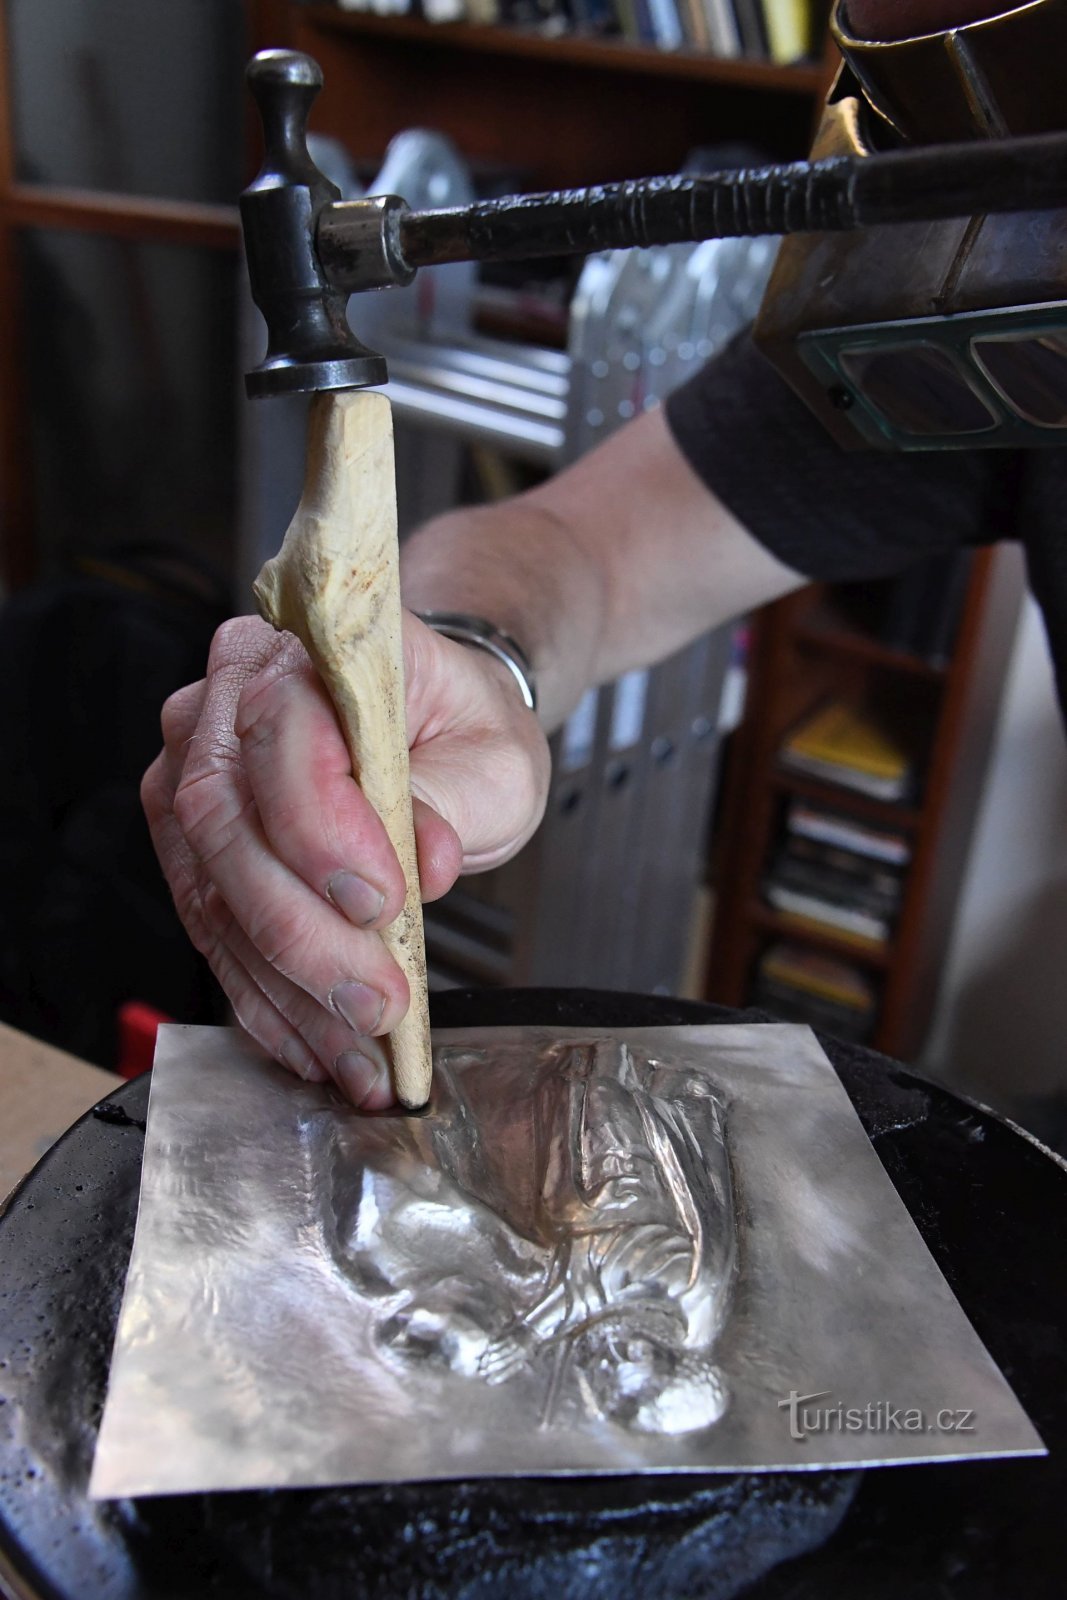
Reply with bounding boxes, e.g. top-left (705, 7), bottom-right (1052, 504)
top-left (392, 132), bottom-right (1067, 267)
top-left (253, 391), bottom-right (431, 1108)
top-left (315, 129), bottom-right (1067, 297)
